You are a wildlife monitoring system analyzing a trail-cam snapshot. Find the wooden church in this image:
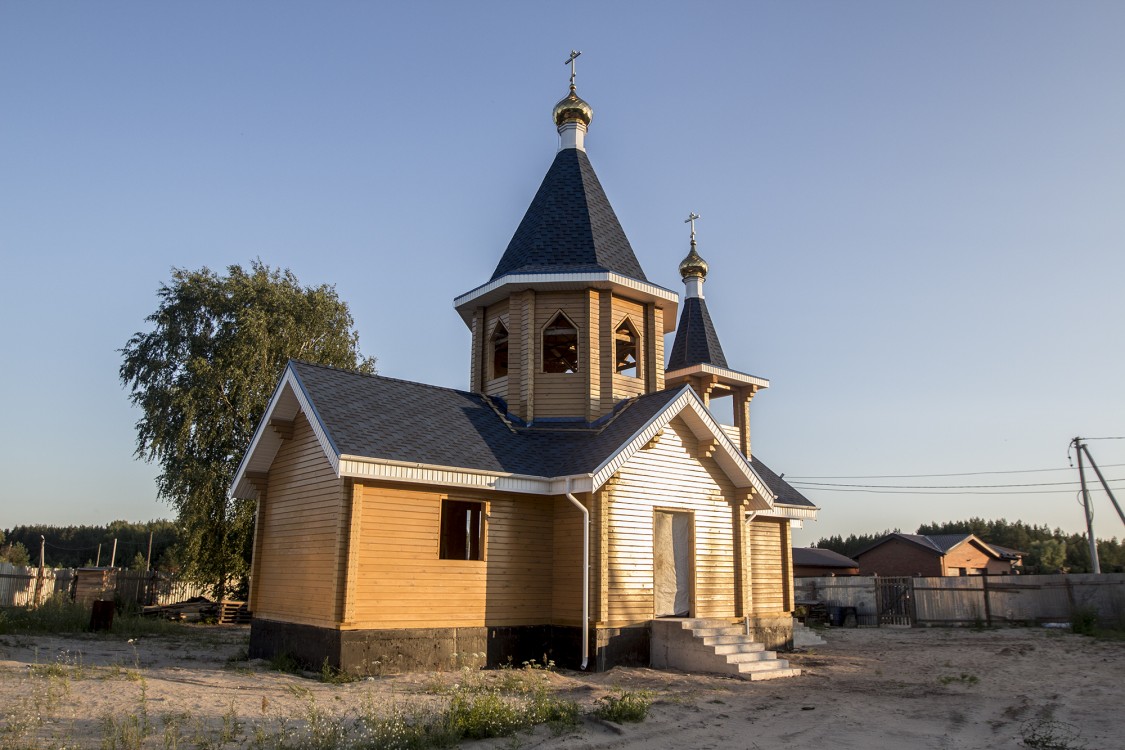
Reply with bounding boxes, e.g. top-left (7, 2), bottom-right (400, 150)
top-left (233, 70), bottom-right (818, 675)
